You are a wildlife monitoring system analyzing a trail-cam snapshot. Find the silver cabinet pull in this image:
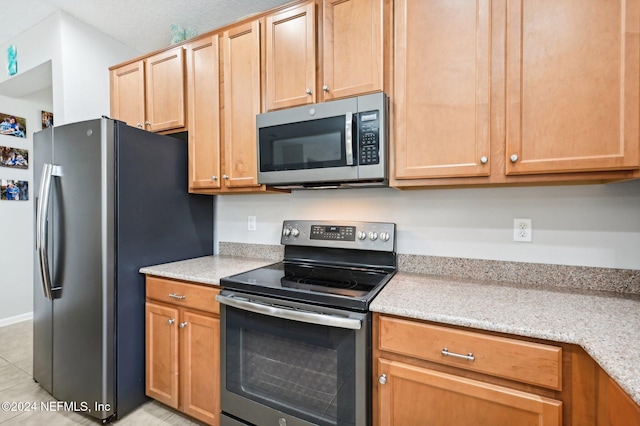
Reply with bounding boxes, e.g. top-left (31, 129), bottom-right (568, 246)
top-left (169, 293), bottom-right (186, 300)
top-left (145, 121), bottom-right (151, 126)
top-left (305, 88), bottom-right (312, 95)
top-left (136, 123), bottom-right (143, 128)
top-left (179, 322), bottom-right (188, 328)
top-left (510, 154), bottom-right (519, 163)
top-left (441, 348), bottom-right (475, 362)
top-left (480, 156), bottom-right (488, 164)
top-left (378, 374), bottom-right (387, 385)
top-left (222, 174), bottom-right (229, 179)
top-left (322, 85), bottom-right (329, 92)
top-left (211, 175), bottom-right (218, 180)
top-left (167, 319), bottom-right (175, 325)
